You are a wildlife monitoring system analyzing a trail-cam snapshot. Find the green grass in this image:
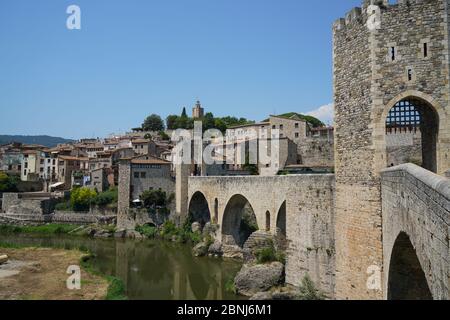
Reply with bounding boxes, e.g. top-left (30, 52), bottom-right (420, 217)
top-left (0, 224), bottom-right (80, 235)
top-left (297, 274), bottom-right (327, 300)
top-left (0, 241), bottom-right (28, 249)
top-left (225, 278), bottom-right (237, 294)
top-left (80, 253), bottom-right (127, 300)
top-left (255, 245), bottom-right (286, 264)
top-left (135, 225), bottom-right (158, 238)
top-left (105, 276), bottom-right (127, 300)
